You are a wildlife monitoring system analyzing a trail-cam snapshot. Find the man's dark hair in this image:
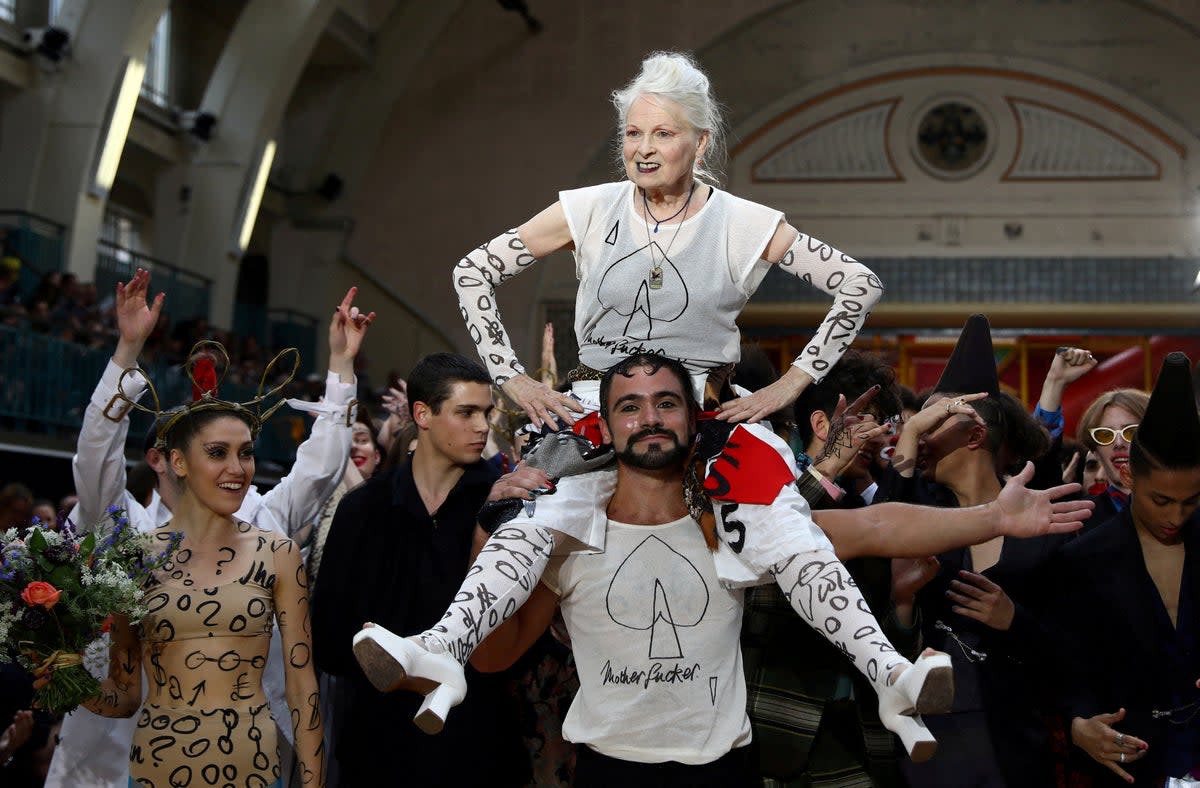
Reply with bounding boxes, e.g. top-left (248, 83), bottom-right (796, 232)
top-left (599, 354), bottom-right (697, 420)
top-left (406, 353), bottom-right (491, 416)
top-left (898, 384), bottom-right (921, 415)
top-left (794, 350), bottom-right (902, 445)
top-left (969, 390), bottom-right (1051, 473)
